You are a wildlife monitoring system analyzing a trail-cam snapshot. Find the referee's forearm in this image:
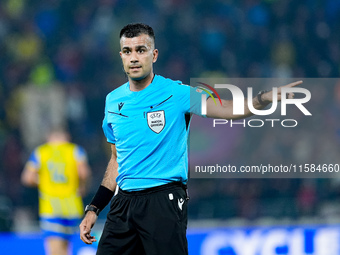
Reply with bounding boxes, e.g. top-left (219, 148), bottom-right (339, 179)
top-left (88, 157), bottom-right (118, 212)
top-left (101, 156), bottom-right (118, 191)
top-left (240, 97), bottom-right (267, 119)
